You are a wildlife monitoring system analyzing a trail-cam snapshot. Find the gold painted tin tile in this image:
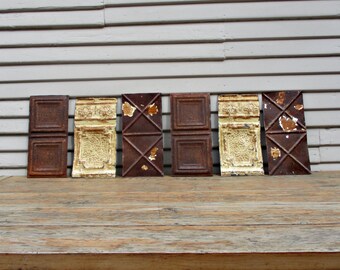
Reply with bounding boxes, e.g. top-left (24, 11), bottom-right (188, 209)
top-left (72, 98), bottom-right (117, 178)
top-left (218, 94), bottom-right (264, 176)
